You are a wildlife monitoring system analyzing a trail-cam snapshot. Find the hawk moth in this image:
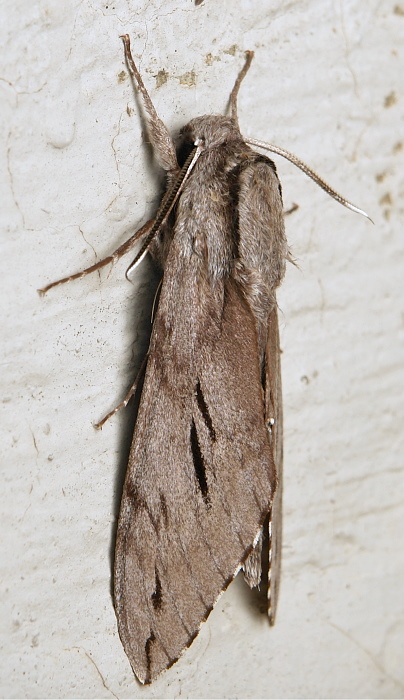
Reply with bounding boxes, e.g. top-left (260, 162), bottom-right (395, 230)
top-left (40, 35), bottom-right (369, 684)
